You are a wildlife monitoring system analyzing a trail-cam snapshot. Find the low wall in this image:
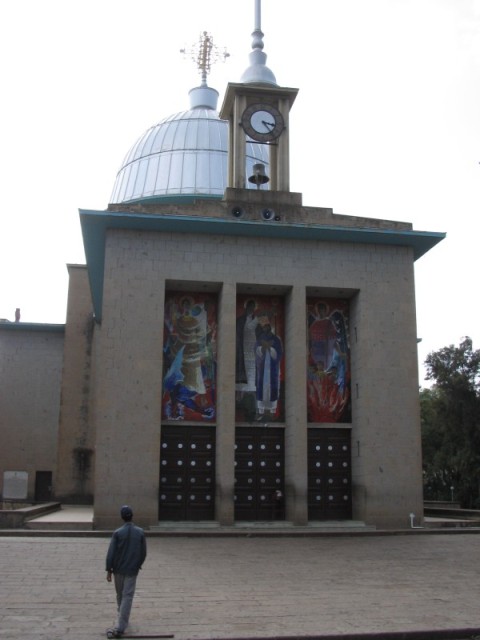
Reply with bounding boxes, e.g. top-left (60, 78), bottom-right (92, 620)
top-left (424, 504), bottom-right (480, 521)
top-left (424, 501), bottom-right (461, 510)
top-left (0, 502), bottom-right (61, 529)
